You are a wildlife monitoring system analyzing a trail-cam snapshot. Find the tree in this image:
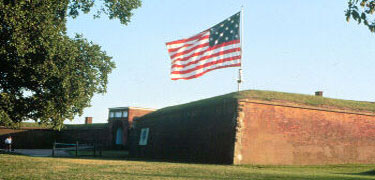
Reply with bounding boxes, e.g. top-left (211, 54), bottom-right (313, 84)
top-left (346, 0), bottom-right (375, 32)
top-left (0, 0), bottom-right (141, 129)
